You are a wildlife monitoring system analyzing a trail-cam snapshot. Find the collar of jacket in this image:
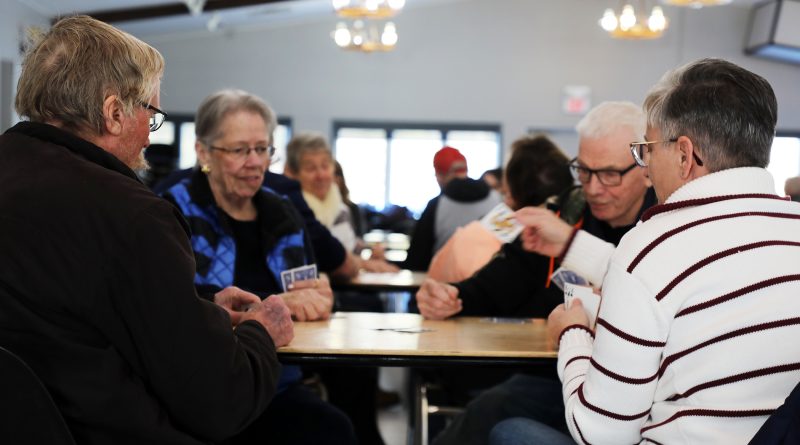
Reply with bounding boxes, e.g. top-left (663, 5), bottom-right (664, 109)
top-left (6, 121), bottom-right (142, 184)
top-left (185, 167), bottom-right (301, 248)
